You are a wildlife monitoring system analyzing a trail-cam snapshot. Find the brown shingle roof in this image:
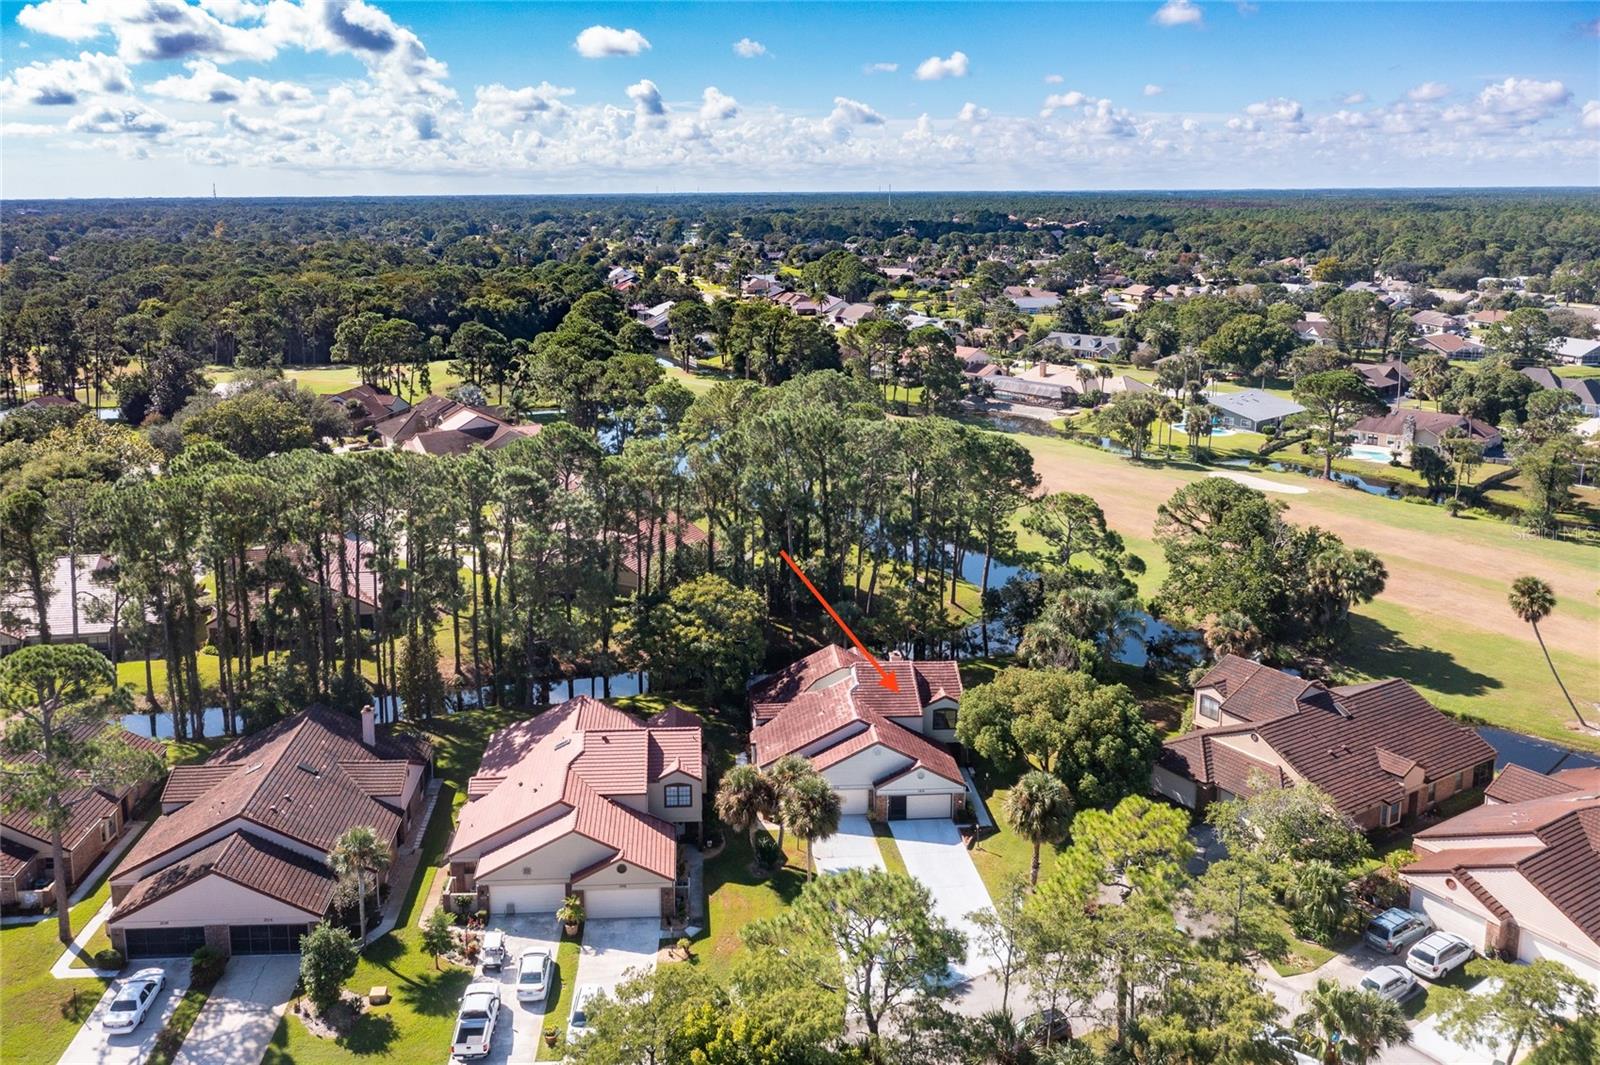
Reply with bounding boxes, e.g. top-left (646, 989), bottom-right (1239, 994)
top-left (116, 708), bottom-right (420, 879)
top-left (112, 832), bottom-right (334, 921)
top-left (1483, 764), bottom-right (1595, 805)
